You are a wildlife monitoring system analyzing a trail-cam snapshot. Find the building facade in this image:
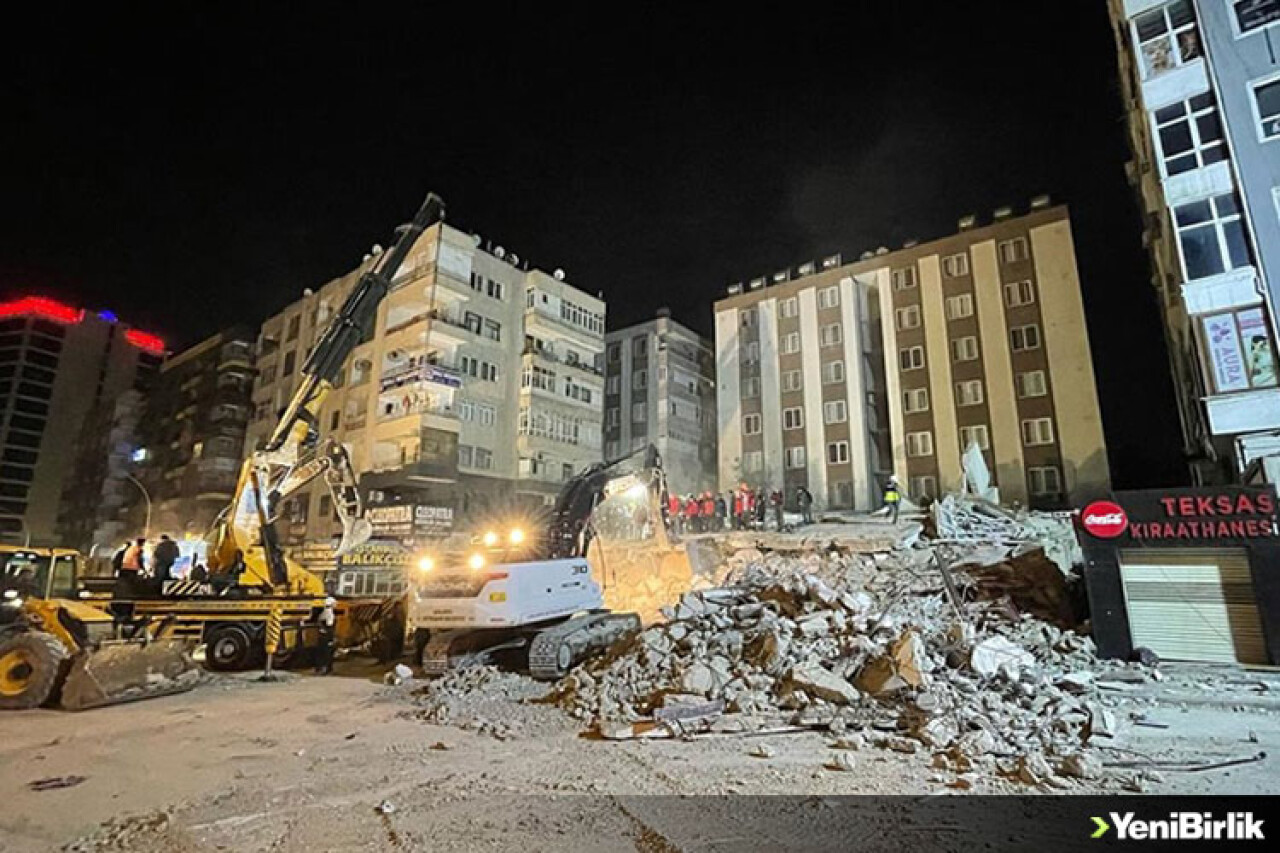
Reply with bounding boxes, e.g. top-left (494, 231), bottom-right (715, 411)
top-left (244, 220), bottom-right (605, 550)
top-left (714, 202), bottom-right (1110, 511)
top-left (604, 309), bottom-right (718, 496)
top-left (1110, 0), bottom-right (1280, 482)
top-left (0, 297), bottom-right (164, 546)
